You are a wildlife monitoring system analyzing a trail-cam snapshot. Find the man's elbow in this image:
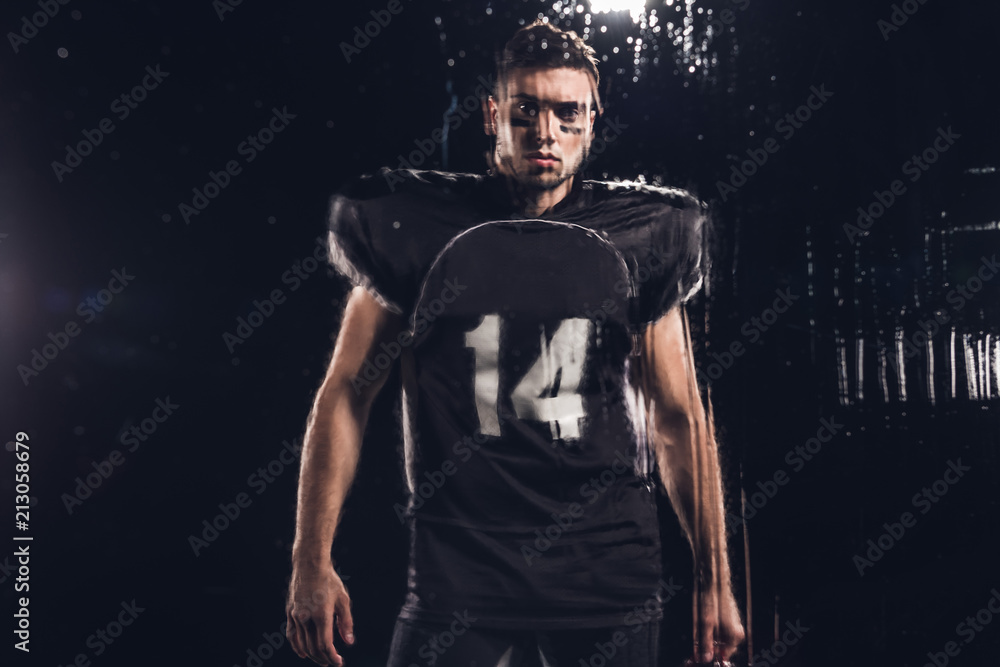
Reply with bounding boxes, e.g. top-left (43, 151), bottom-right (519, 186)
top-left (323, 337), bottom-right (402, 418)
top-left (650, 404), bottom-right (697, 442)
top-left (314, 372), bottom-right (384, 428)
